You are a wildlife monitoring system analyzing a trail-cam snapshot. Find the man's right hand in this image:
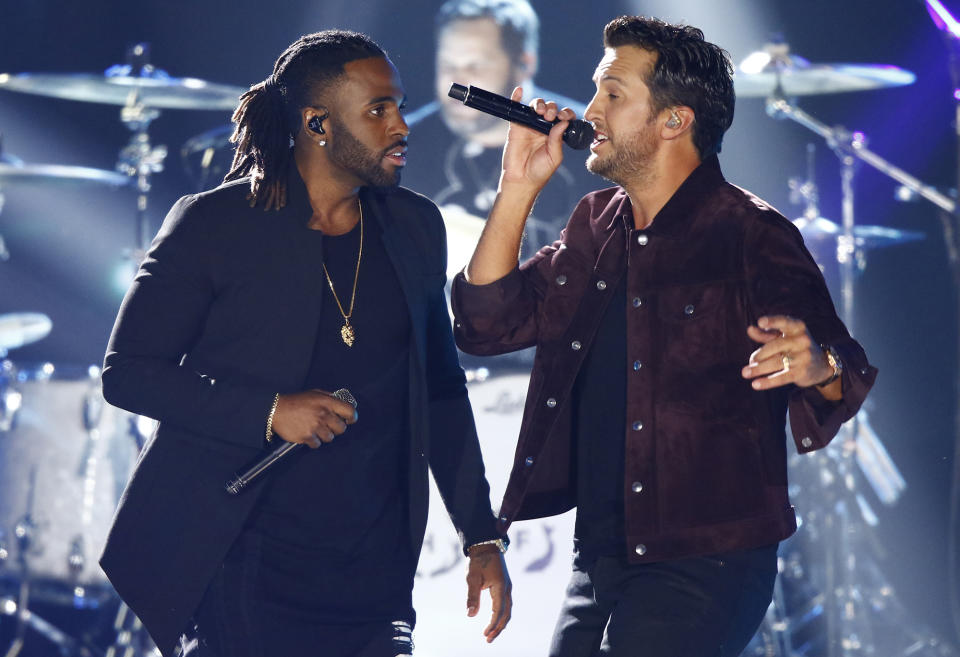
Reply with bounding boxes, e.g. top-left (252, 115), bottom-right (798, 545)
top-left (464, 87), bottom-right (579, 286)
top-left (271, 390), bottom-right (358, 448)
top-left (499, 86), bottom-right (576, 193)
